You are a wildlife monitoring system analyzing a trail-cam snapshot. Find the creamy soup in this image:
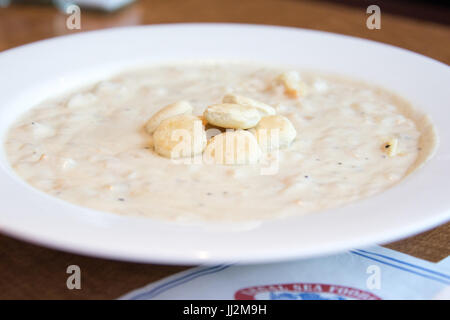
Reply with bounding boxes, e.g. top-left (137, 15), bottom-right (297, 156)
top-left (3, 61), bottom-right (437, 222)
